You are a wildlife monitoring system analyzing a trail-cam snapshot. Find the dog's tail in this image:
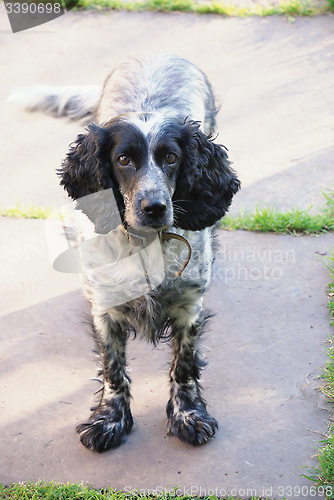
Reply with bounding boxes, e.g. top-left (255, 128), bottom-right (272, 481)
top-left (7, 85), bottom-right (102, 120)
